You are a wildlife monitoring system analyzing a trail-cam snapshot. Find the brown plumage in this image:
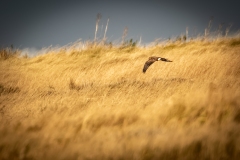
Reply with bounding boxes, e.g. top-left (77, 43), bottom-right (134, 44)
top-left (143, 56), bottom-right (172, 73)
